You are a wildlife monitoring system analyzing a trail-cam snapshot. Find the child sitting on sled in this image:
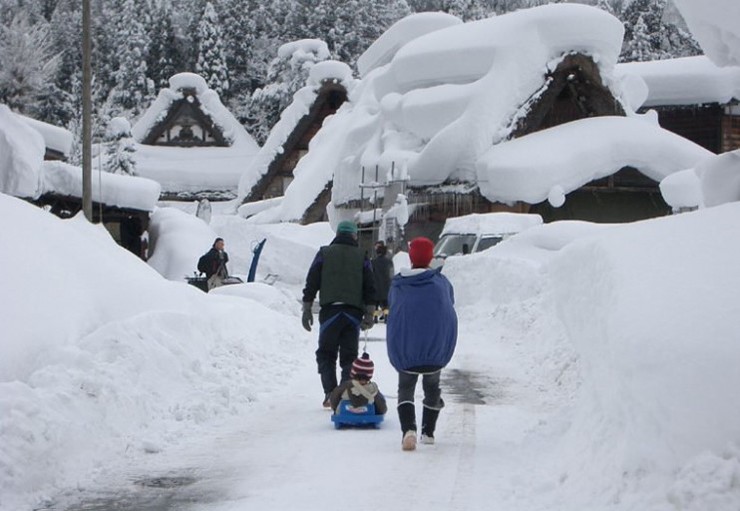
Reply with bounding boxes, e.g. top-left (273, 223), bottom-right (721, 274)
top-left (329, 353), bottom-right (388, 416)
